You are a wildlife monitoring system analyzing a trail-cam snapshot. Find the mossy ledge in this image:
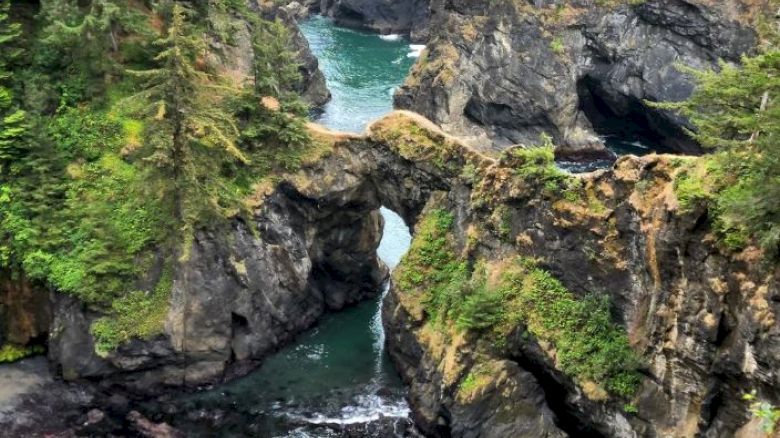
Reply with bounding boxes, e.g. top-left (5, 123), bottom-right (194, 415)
top-left (373, 112), bottom-right (779, 437)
